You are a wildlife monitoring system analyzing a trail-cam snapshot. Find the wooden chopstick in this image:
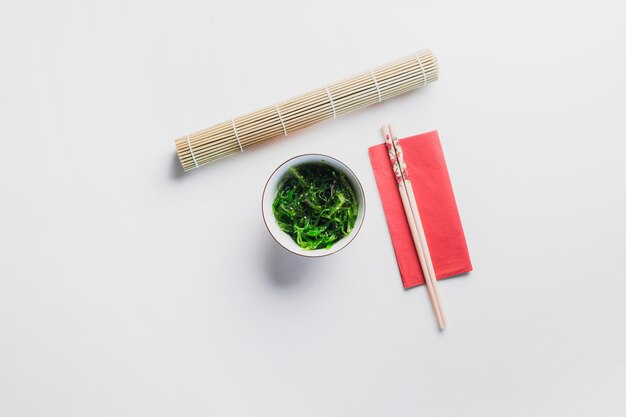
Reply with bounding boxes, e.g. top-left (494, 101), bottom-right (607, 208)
top-left (388, 125), bottom-right (446, 329)
top-left (382, 124), bottom-right (446, 329)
